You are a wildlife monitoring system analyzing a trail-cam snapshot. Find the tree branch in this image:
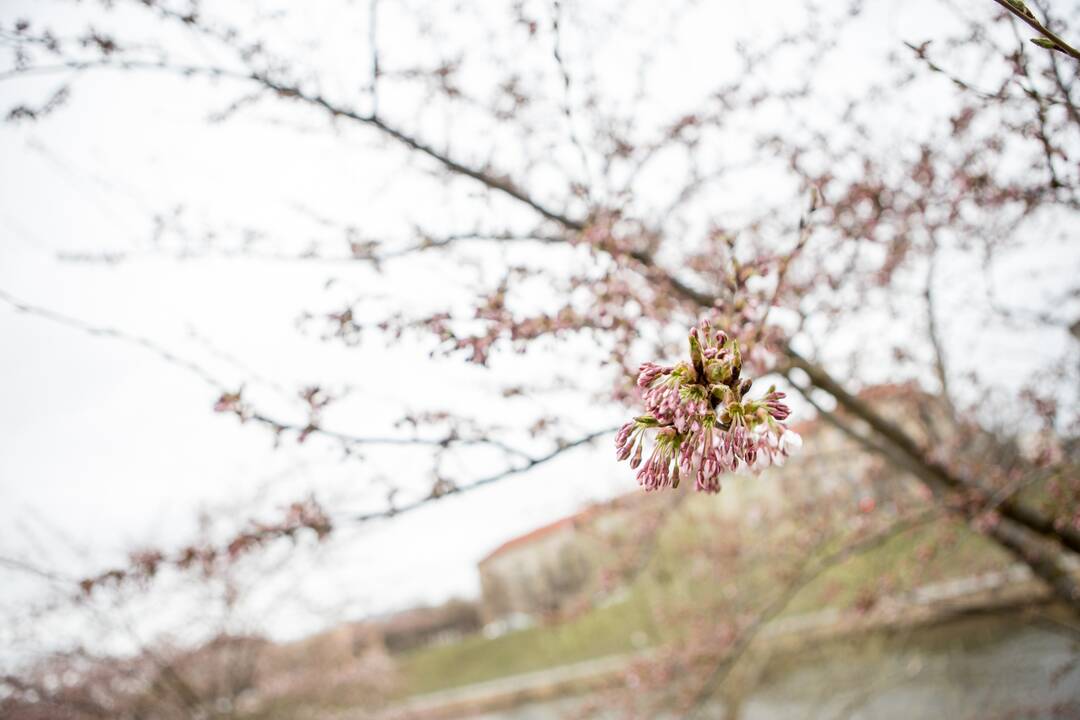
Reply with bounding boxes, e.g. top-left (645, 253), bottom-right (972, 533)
top-left (0, 287), bottom-right (225, 389)
top-left (923, 241), bottom-right (957, 418)
top-left (684, 508), bottom-right (943, 718)
top-left (991, 0), bottom-right (1080, 62)
top-left (781, 346), bottom-right (1080, 557)
top-left (348, 426), bottom-right (616, 522)
top-left (251, 74), bottom-right (586, 231)
top-left (784, 371), bottom-right (1080, 614)
top-left (0, 288), bottom-right (535, 461)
